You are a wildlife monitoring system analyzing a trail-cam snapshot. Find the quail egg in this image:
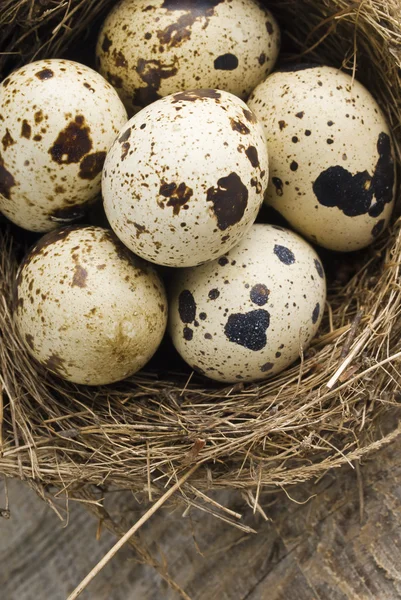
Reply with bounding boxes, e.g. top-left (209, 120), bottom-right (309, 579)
top-left (103, 88), bottom-right (269, 267)
top-left (248, 65), bottom-right (396, 251)
top-left (96, 0), bottom-right (280, 114)
top-left (0, 59), bottom-right (127, 232)
top-left (169, 223), bottom-right (326, 383)
top-left (14, 226), bottom-right (167, 385)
